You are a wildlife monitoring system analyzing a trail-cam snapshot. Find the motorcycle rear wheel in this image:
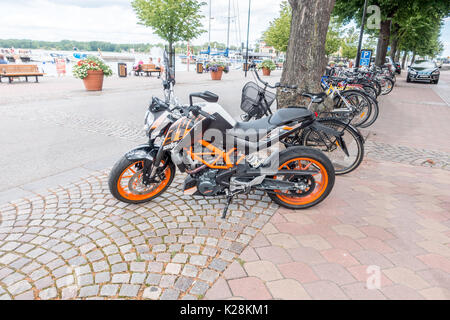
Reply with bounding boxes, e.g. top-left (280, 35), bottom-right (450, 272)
top-left (268, 148), bottom-right (335, 209)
